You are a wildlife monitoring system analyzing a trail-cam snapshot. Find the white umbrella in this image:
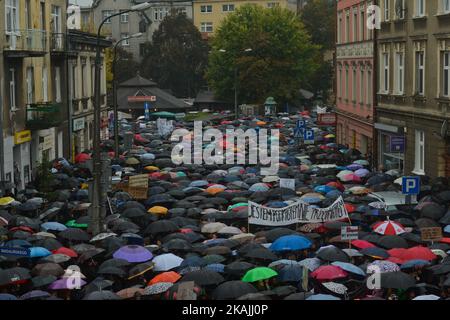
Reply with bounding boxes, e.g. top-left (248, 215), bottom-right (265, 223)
top-left (152, 253), bottom-right (184, 272)
top-left (322, 282), bottom-right (348, 295)
top-left (218, 226), bottom-right (242, 235)
top-left (201, 222), bottom-right (227, 234)
top-left (90, 232), bottom-right (117, 242)
top-left (413, 294), bottom-right (440, 300)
